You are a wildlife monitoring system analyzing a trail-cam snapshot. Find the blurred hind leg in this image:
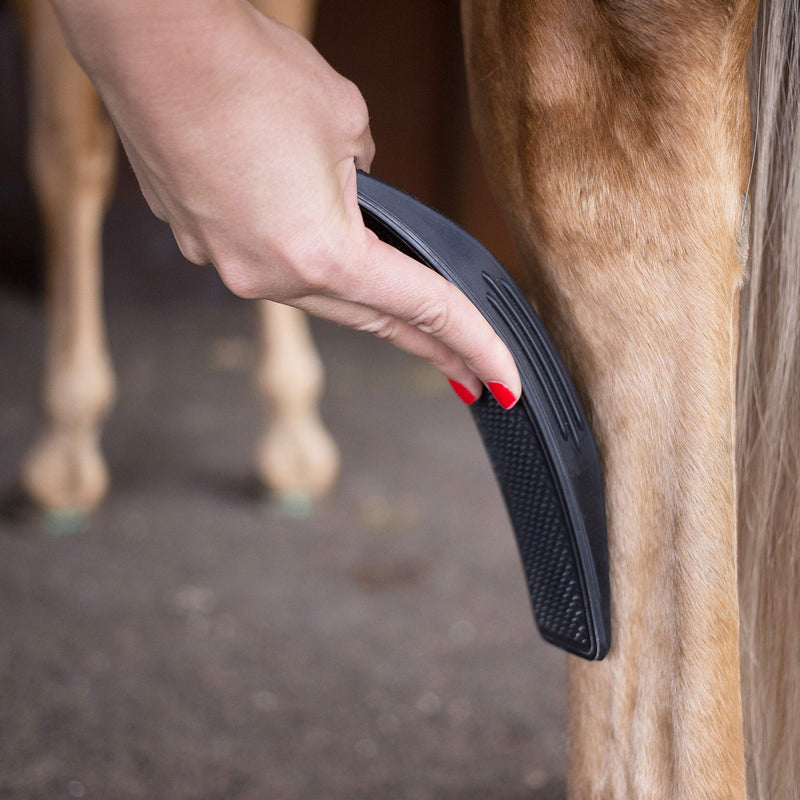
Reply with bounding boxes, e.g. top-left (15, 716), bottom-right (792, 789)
top-left (255, 301), bottom-right (339, 501)
top-left (18, 0), bottom-right (117, 512)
